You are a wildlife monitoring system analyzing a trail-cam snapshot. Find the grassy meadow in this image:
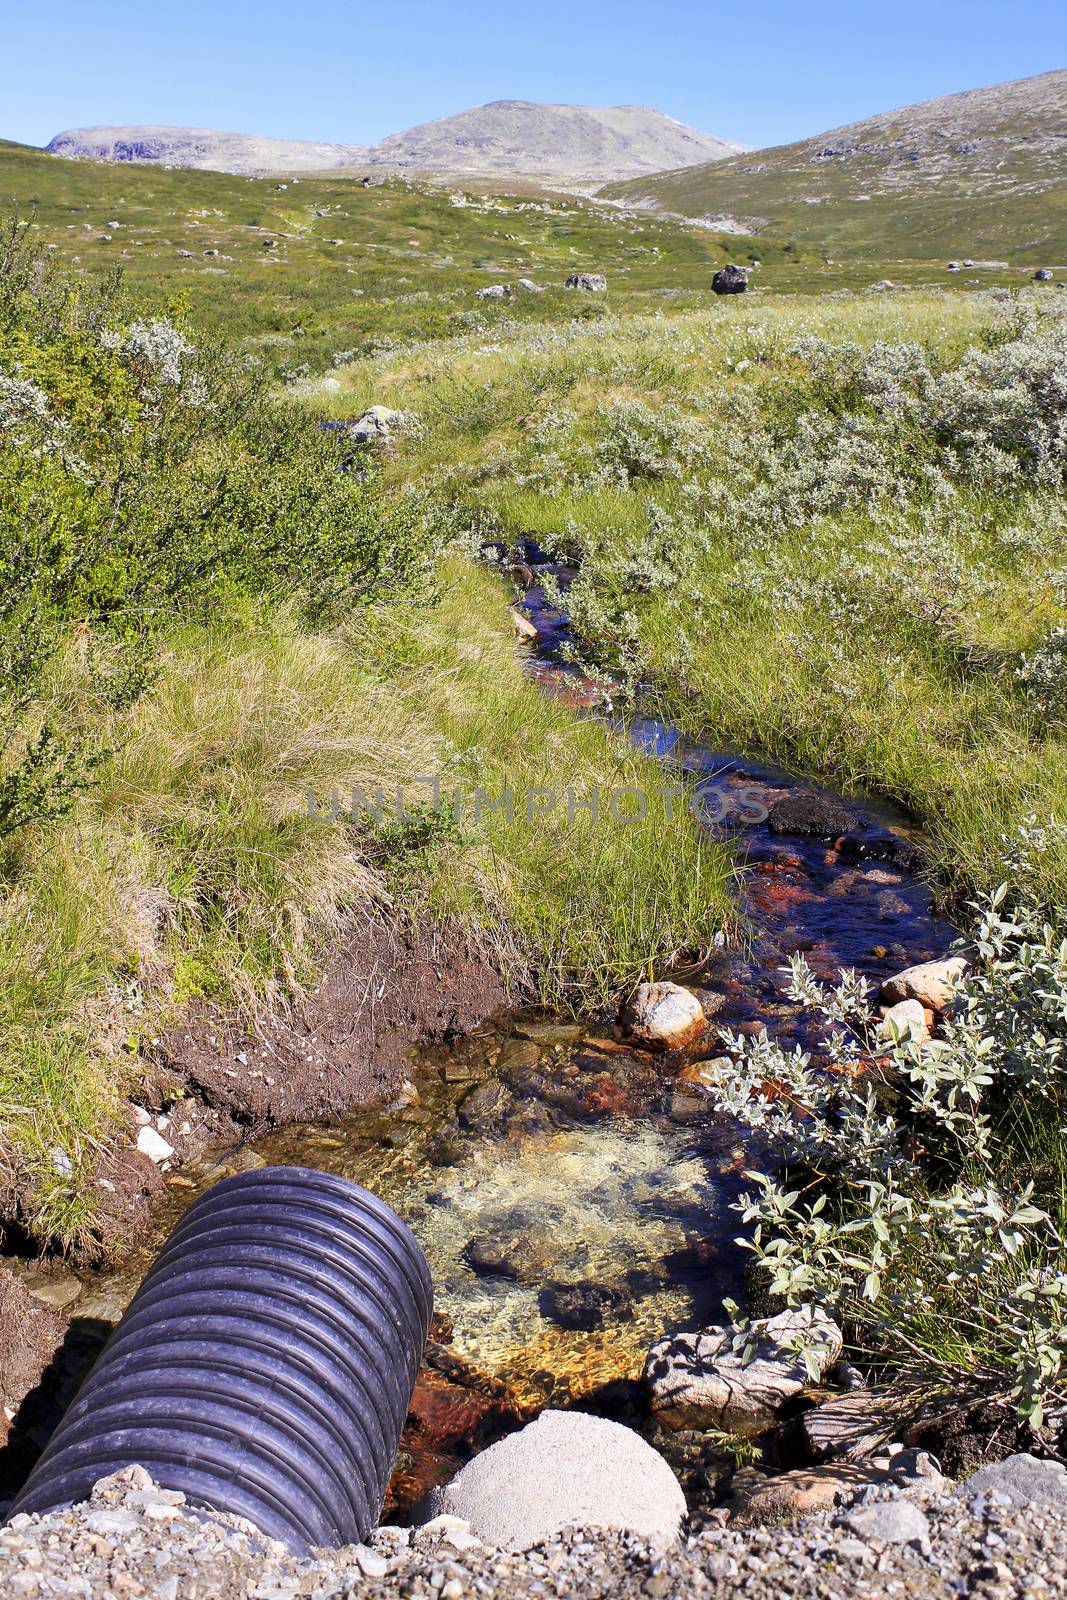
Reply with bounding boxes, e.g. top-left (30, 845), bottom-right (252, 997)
top-left (318, 288), bottom-right (1067, 908)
